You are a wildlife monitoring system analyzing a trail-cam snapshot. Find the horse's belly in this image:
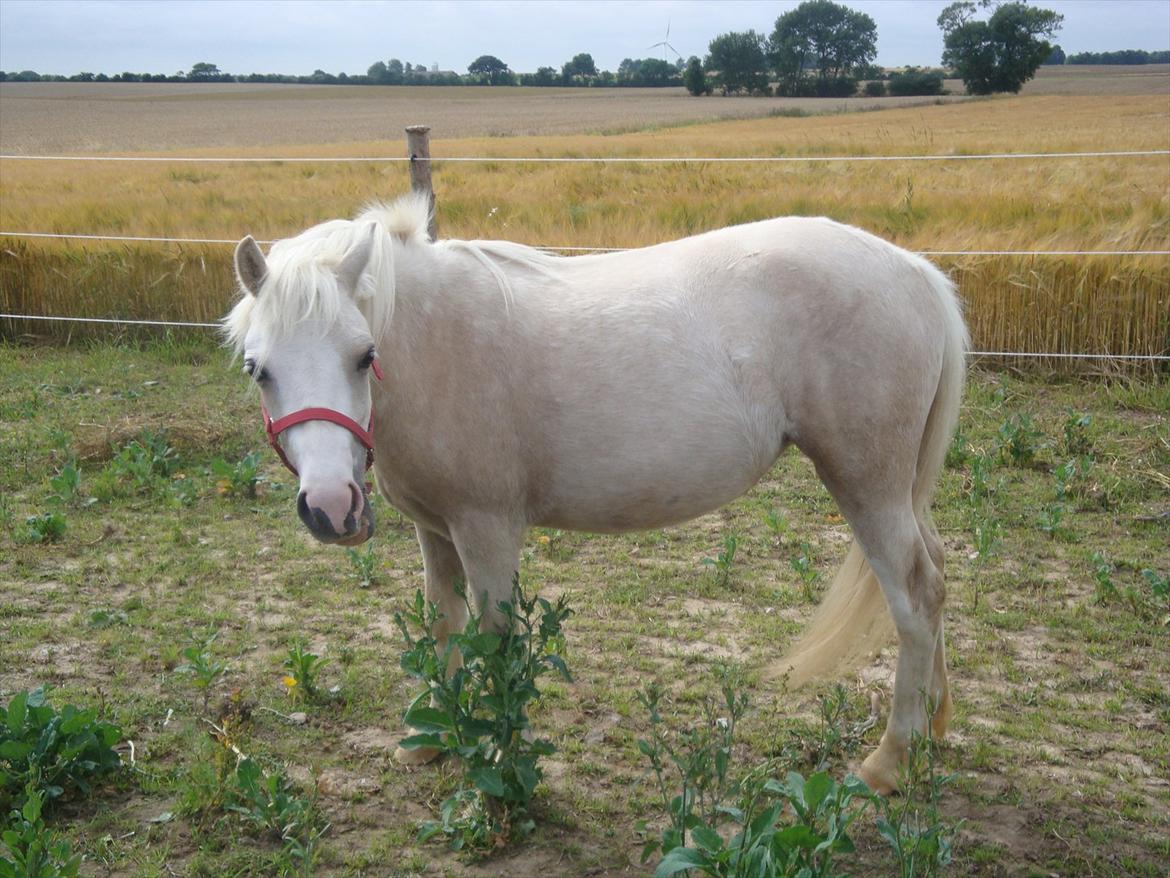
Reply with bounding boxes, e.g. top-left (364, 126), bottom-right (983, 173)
top-left (538, 432), bottom-right (777, 533)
